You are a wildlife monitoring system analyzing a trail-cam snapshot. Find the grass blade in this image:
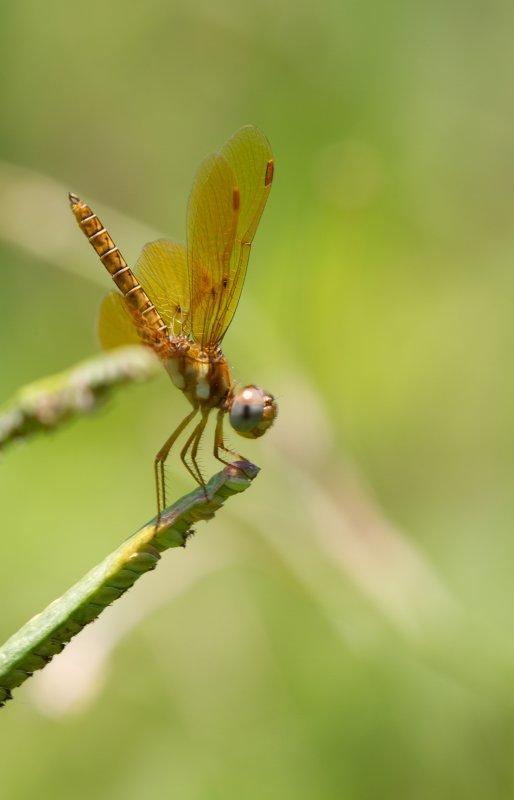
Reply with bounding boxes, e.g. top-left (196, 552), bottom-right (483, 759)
top-left (0, 345), bottom-right (160, 451)
top-left (0, 461), bottom-right (258, 708)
